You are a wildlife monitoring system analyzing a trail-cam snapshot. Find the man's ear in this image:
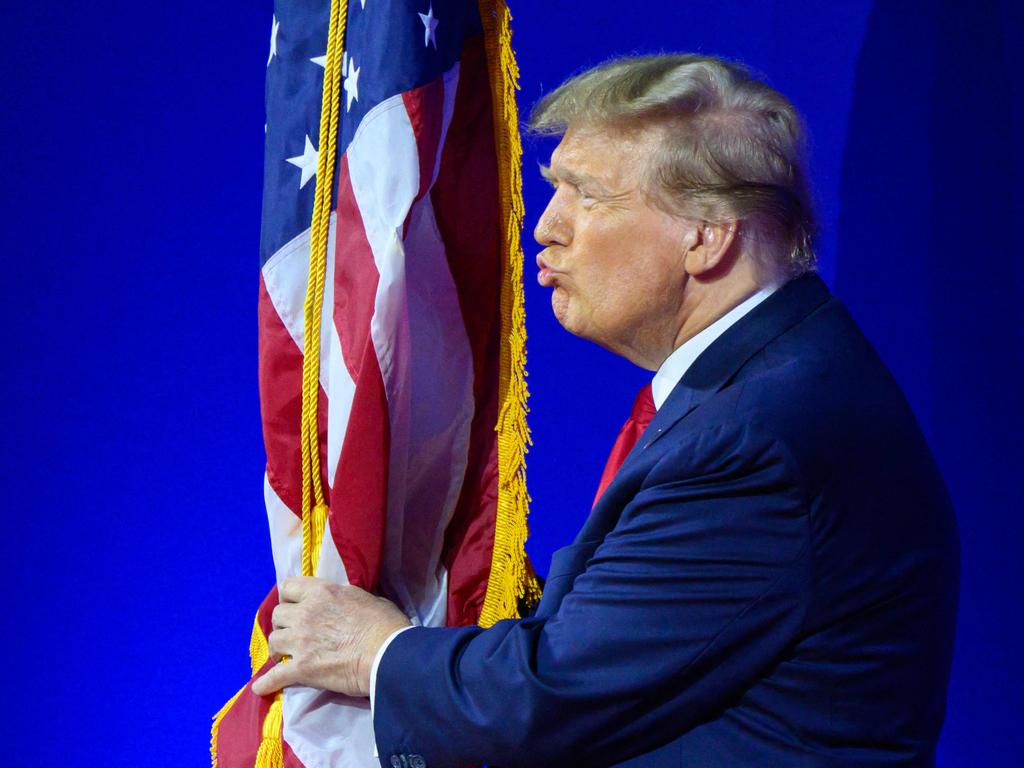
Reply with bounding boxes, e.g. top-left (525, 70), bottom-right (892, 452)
top-left (683, 221), bottom-right (738, 277)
